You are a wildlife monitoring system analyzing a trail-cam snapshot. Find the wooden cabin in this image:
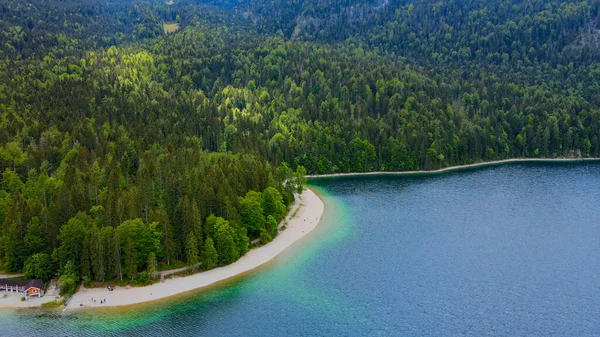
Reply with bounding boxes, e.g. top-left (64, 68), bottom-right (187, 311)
top-left (0, 279), bottom-right (44, 297)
